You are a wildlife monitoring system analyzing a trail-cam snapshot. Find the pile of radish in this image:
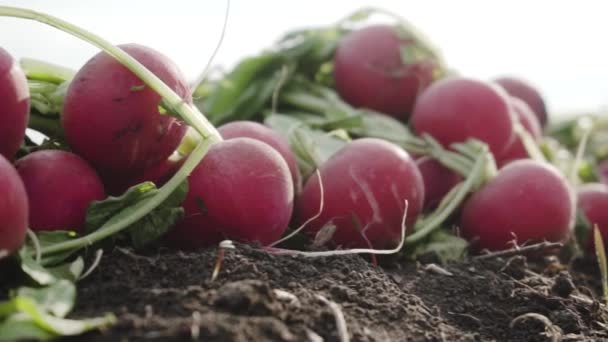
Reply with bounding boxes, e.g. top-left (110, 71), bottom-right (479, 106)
top-left (1, 6), bottom-right (608, 330)
top-left (2, 6), bottom-right (606, 261)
